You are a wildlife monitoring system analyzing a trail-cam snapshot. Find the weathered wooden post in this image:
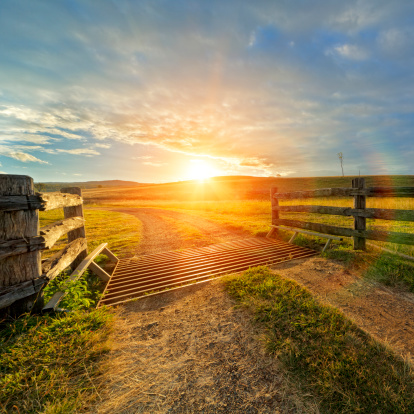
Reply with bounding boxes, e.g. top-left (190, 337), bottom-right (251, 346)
top-left (0, 174), bottom-right (43, 314)
top-left (267, 187), bottom-right (279, 238)
top-left (61, 187), bottom-right (87, 269)
top-left (352, 177), bottom-right (366, 250)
